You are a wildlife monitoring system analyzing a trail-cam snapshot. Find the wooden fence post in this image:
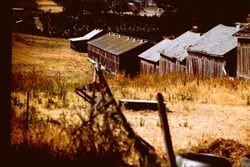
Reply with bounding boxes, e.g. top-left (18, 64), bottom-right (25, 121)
top-left (157, 93), bottom-right (177, 167)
